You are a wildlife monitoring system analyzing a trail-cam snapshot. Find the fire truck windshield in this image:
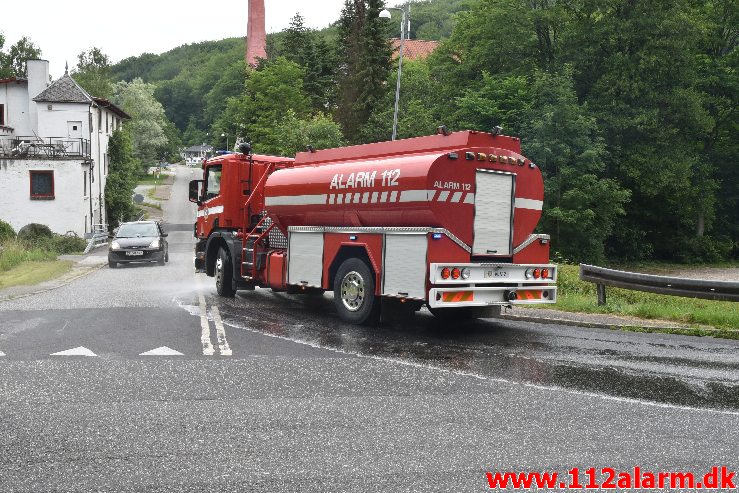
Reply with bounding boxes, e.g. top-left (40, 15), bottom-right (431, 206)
top-left (205, 165), bottom-right (222, 200)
